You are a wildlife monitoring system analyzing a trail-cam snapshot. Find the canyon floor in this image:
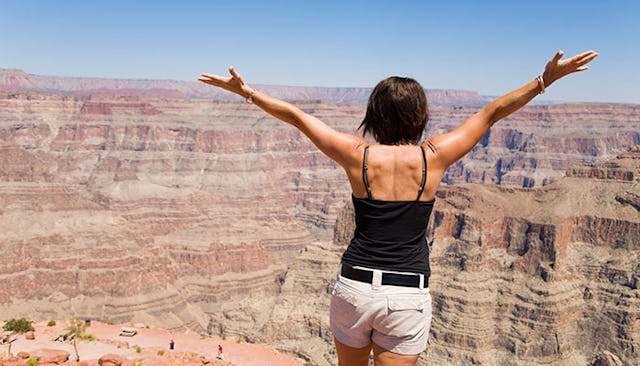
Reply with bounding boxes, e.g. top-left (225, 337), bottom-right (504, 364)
top-left (2, 320), bottom-right (304, 366)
